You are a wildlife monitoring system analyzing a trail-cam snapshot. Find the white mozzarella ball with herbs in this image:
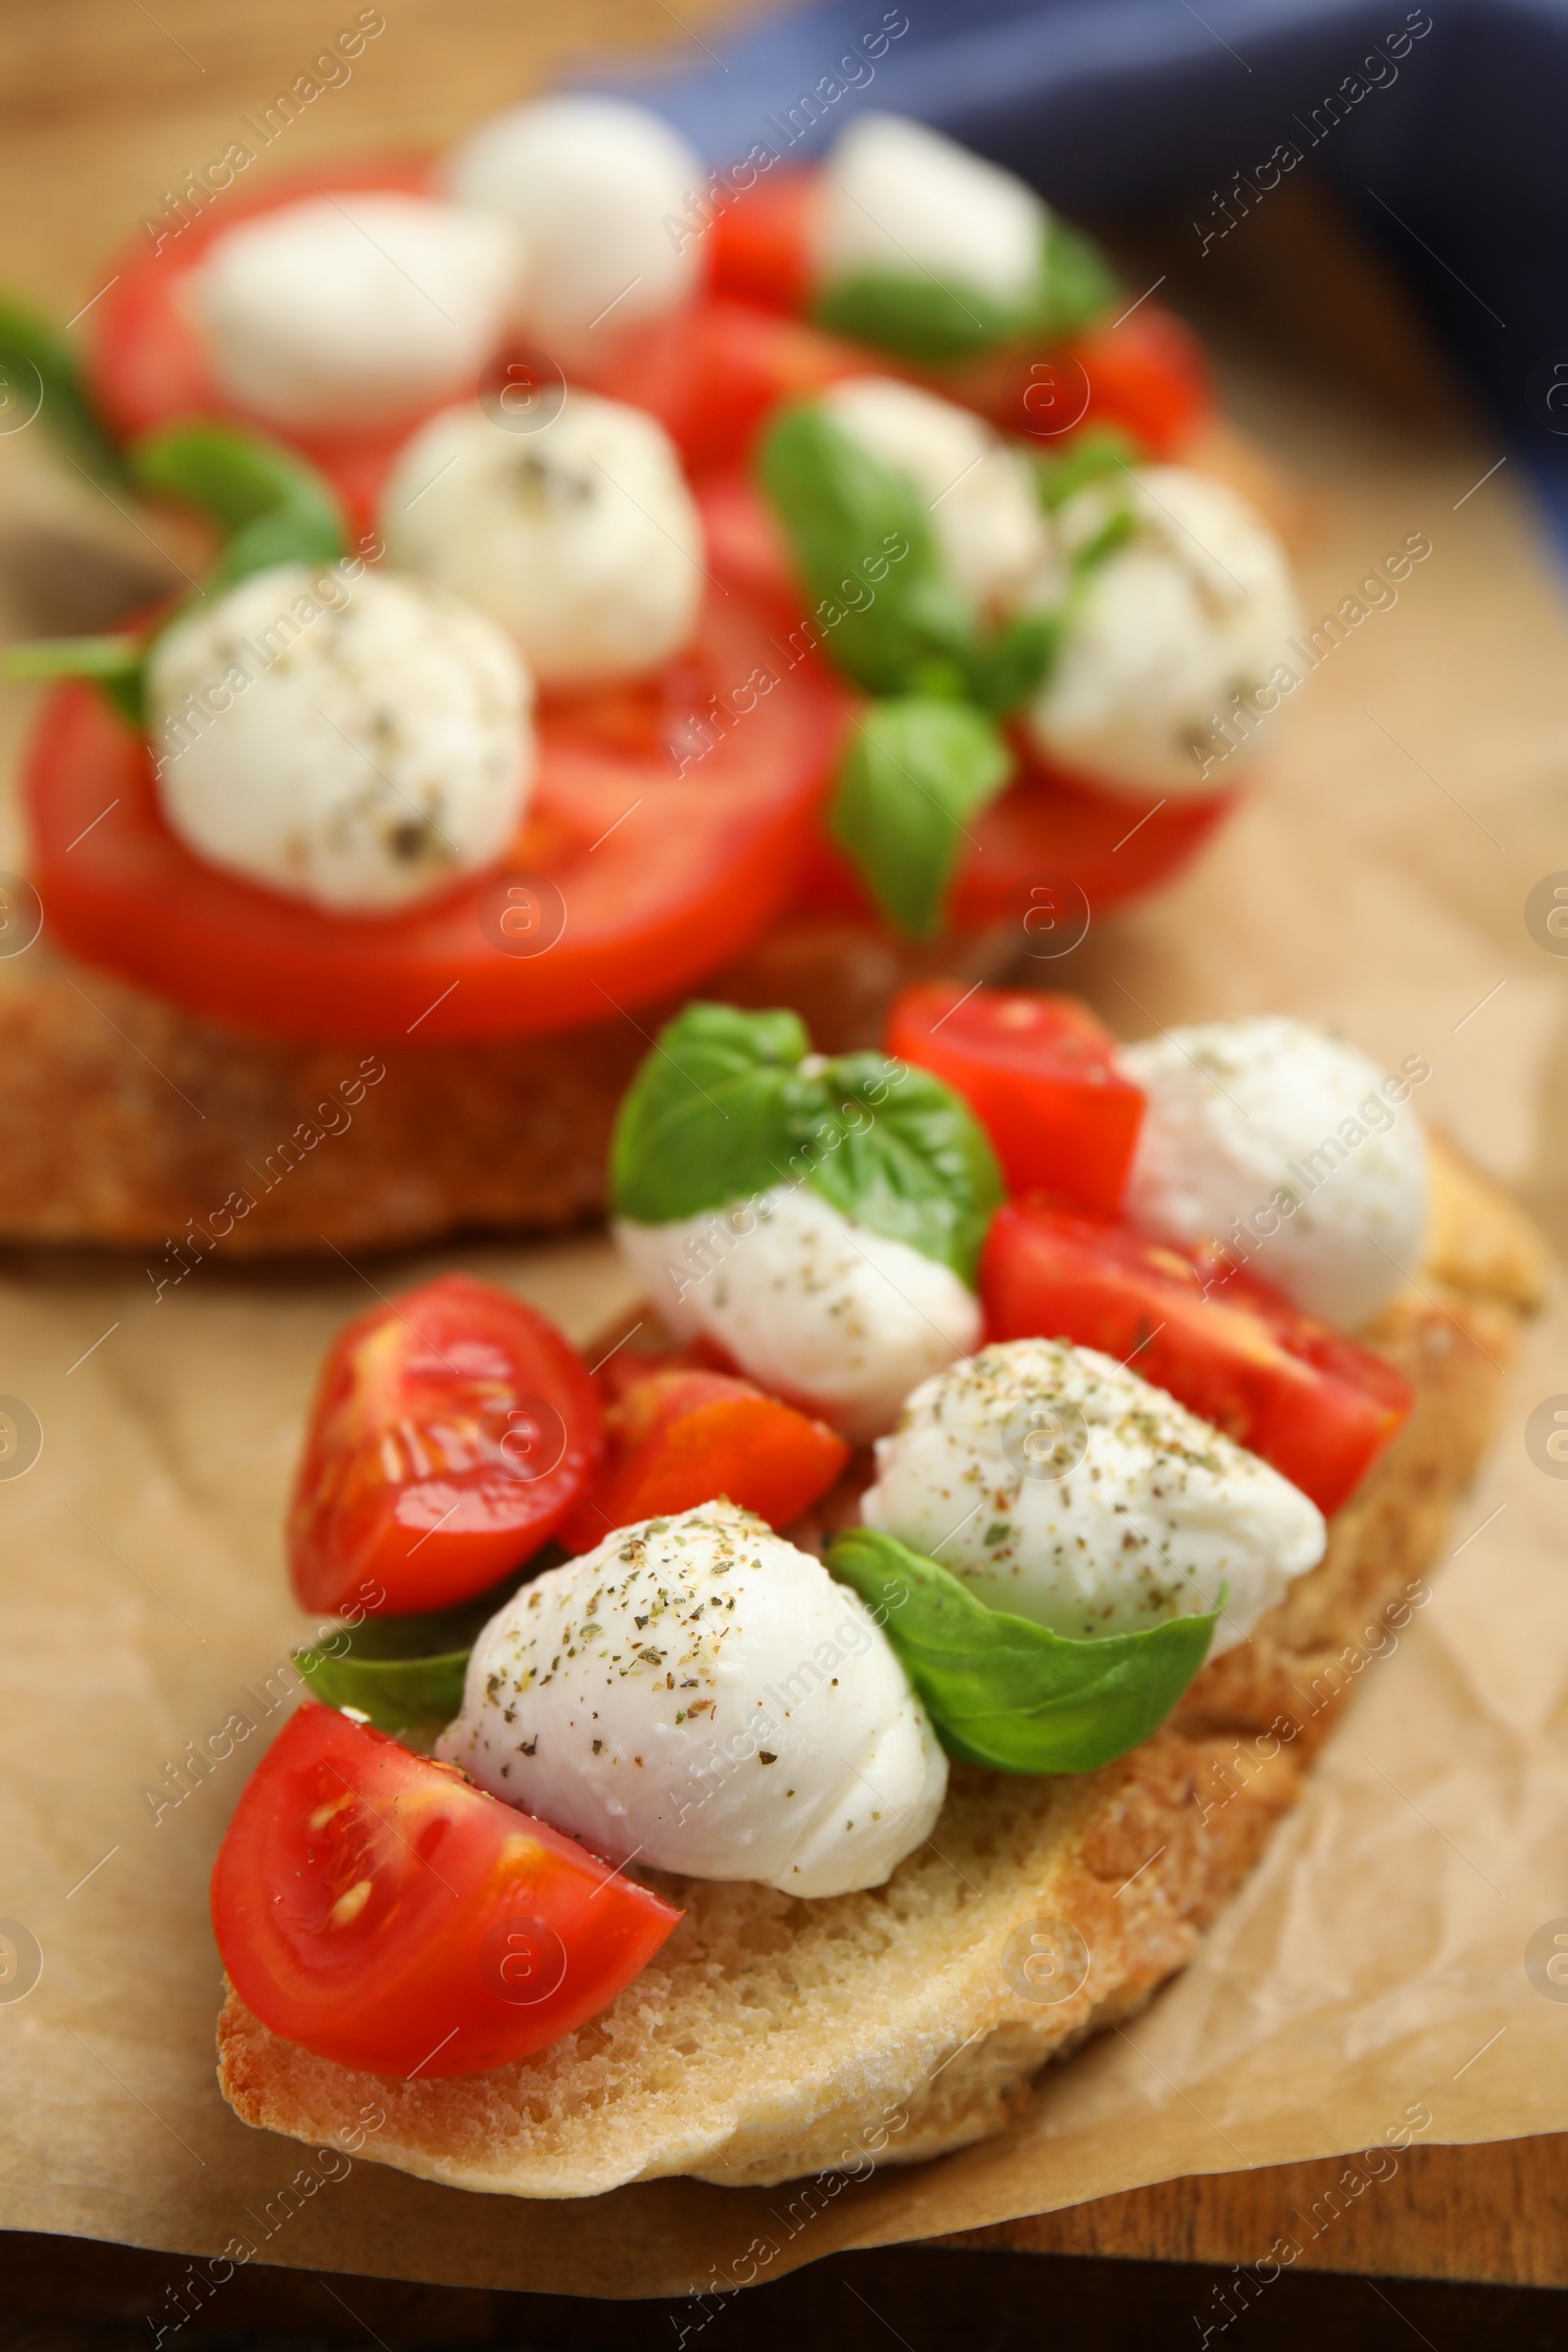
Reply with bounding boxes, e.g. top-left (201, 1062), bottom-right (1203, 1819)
top-left (381, 394), bottom-right (703, 687)
top-left (445, 95), bottom-right (702, 357)
top-left (189, 194), bottom-right (523, 430)
top-left (861, 1340), bottom-right (1326, 1656)
top-left (614, 1184), bottom-right (981, 1446)
top-left (1116, 1018), bottom-right (1430, 1330)
top-left (816, 113), bottom-right (1045, 308)
top-left (1024, 467), bottom-right (1299, 795)
top-left (146, 563), bottom-right (532, 911)
top-left (823, 376), bottom-right (1052, 614)
top-left (437, 1502), bottom-right (948, 1897)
